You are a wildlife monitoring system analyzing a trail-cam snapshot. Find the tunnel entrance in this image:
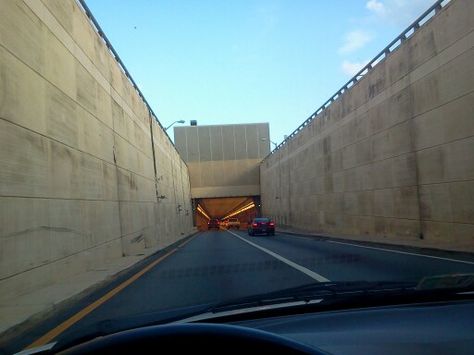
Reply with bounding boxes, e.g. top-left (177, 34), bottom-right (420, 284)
top-left (173, 123), bottom-right (270, 232)
top-left (193, 196), bottom-right (260, 231)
